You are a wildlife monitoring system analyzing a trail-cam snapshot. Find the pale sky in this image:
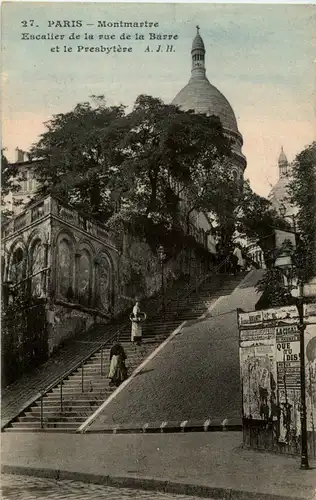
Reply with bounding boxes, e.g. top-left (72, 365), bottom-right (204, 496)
top-left (2, 2), bottom-right (315, 196)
